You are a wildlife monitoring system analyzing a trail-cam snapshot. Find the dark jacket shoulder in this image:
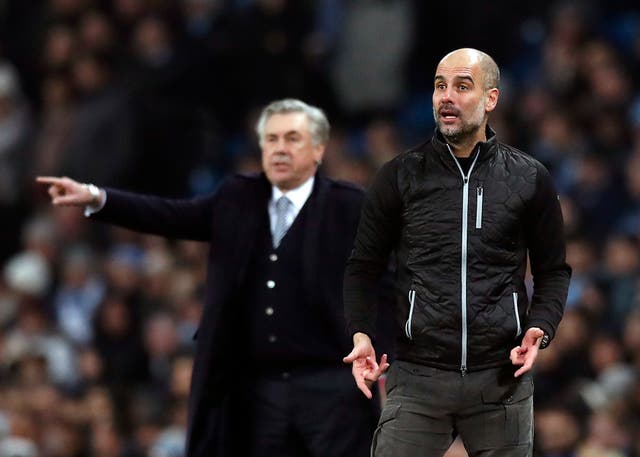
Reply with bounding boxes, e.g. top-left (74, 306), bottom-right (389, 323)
top-left (218, 172), bottom-right (269, 192)
top-left (325, 178), bottom-right (365, 204)
top-left (496, 141), bottom-right (550, 174)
